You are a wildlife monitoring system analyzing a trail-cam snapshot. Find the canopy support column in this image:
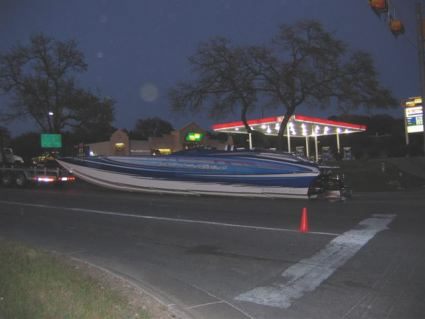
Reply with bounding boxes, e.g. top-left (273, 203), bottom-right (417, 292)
top-left (305, 136), bottom-right (310, 159)
top-left (336, 131), bottom-right (341, 154)
top-left (287, 125), bottom-right (291, 153)
top-left (248, 133), bottom-right (253, 150)
top-left (314, 135), bottom-right (319, 162)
